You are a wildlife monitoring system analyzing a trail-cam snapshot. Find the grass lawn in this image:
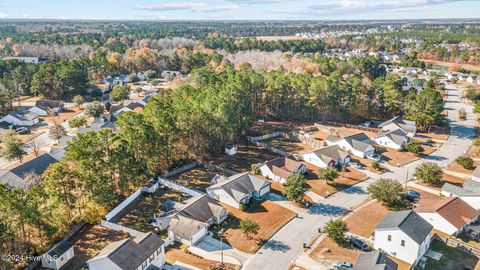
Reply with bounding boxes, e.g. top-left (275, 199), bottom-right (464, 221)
top-left (111, 188), bottom-right (186, 233)
top-left (309, 237), bottom-right (361, 264)
top-left (416, 131), bottom-right (450, 142)
top-left (214, 200), bottom-right (297, 253)
top-left (61, 224), bottom-right (129, 270)
top-left (416, 173), bottom-right (466, 191)
top-left (43, 107), bottom-right (83, 125)
top-left (377, 146), bottom-right (421, 167)
top-left (165, 242), bottom-right (240, 270)
top-left (345, 200), bottom-right (391, 238)
top-left (208, 145), bottom-right (281, 173)
top-left (446, 161), bottom-right (480, 175)
top-left (420, 240), bottom-right (479, 270)
top-left (262, 136), bottom-right (312, 154)
top-left (168, 166), bottom-right (222, 192)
